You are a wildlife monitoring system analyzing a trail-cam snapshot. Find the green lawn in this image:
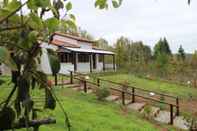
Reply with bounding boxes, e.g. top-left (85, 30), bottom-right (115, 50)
top-left (95, 73), bottom-right (197, 100)
top-left (0, 76), bottom-right (171, 131)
